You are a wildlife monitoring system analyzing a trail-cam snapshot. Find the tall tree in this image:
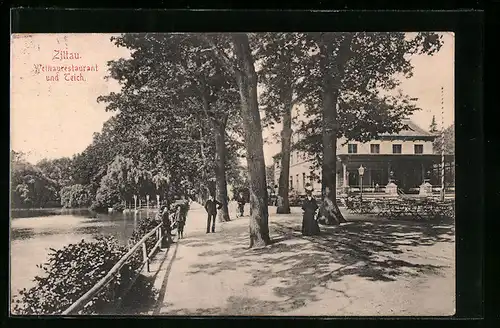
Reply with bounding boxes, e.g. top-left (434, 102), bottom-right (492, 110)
top-left (433, 123), bottom-right (454, 155)
top-left (10, 151), bottom-right (58, 209)
top-left (255, 33), bottom-right (316, 214)
top-left (203, 33), bottom-right (271, 247)
top-left (316, 32), bottom-right (353, 224)
top-left (99, 34), bottom-right (241, 220)
top-left (295, 32), bottom-right (443, 225)
top-left (36, 157), bottom-right (73, 191)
